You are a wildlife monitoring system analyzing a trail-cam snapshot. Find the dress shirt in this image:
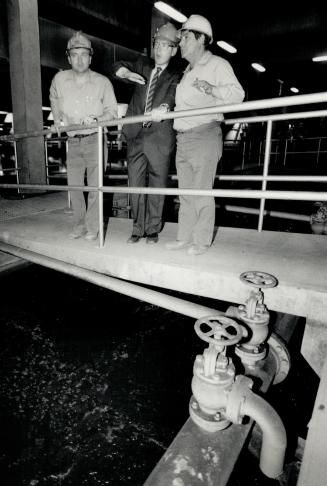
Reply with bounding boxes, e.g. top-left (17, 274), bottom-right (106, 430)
top-left (174, 51), bottom-right (244, 132)
top-left (50, 69), bottom-right (117, 136)
top-left (144, 63), bottom-right (168, 104)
